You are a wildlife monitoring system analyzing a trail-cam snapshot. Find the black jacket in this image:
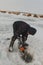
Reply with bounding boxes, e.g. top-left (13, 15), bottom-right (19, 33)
top-left (13, 21), bottom-right (37, 37)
